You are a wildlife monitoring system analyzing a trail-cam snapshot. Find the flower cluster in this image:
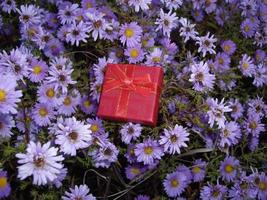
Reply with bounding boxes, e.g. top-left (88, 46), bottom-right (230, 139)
top-left (0, 0), bottom-right (266, 199)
